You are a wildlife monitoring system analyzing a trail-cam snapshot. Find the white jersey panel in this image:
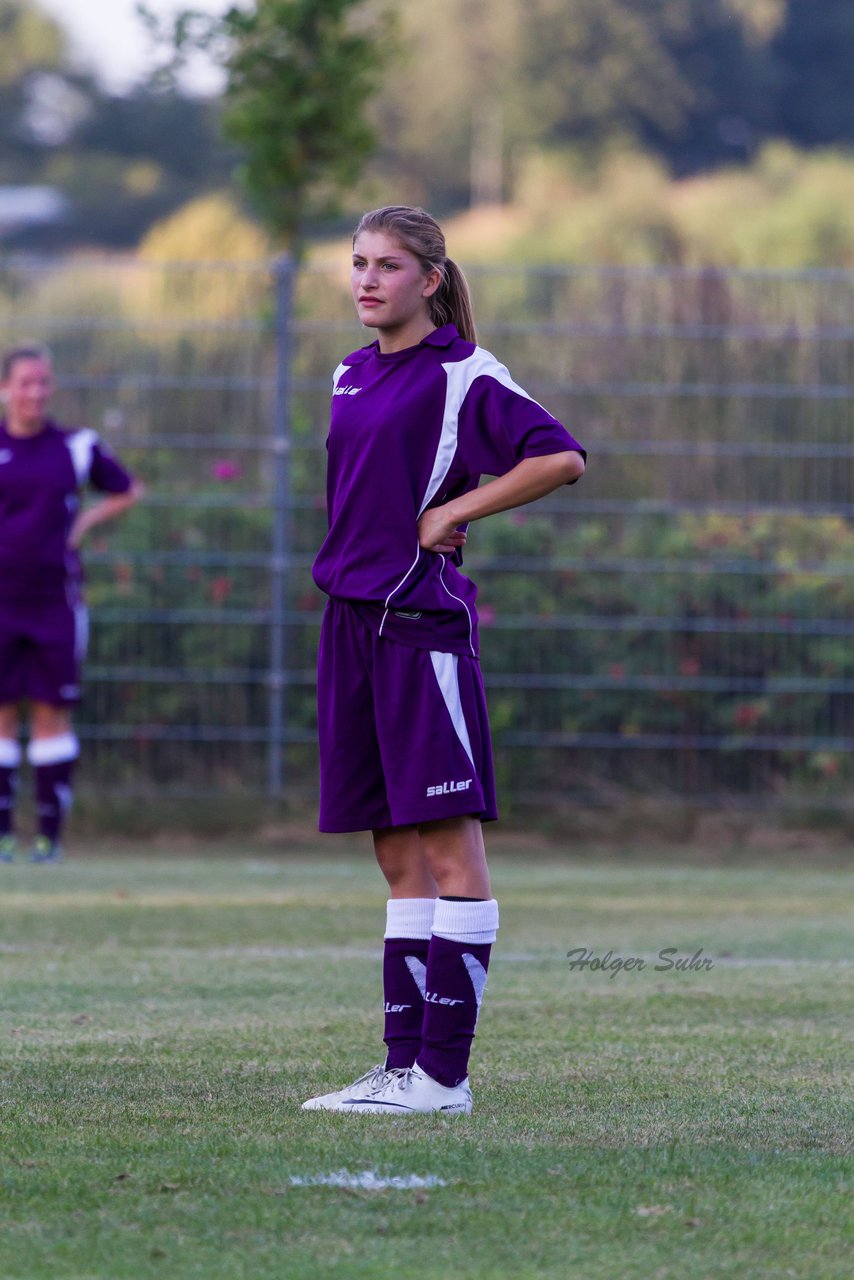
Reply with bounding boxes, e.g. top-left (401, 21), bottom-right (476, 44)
top-left (65, 429), bottom-right (99, 486)
top-left (418, 347), bottom-right (541, 518)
